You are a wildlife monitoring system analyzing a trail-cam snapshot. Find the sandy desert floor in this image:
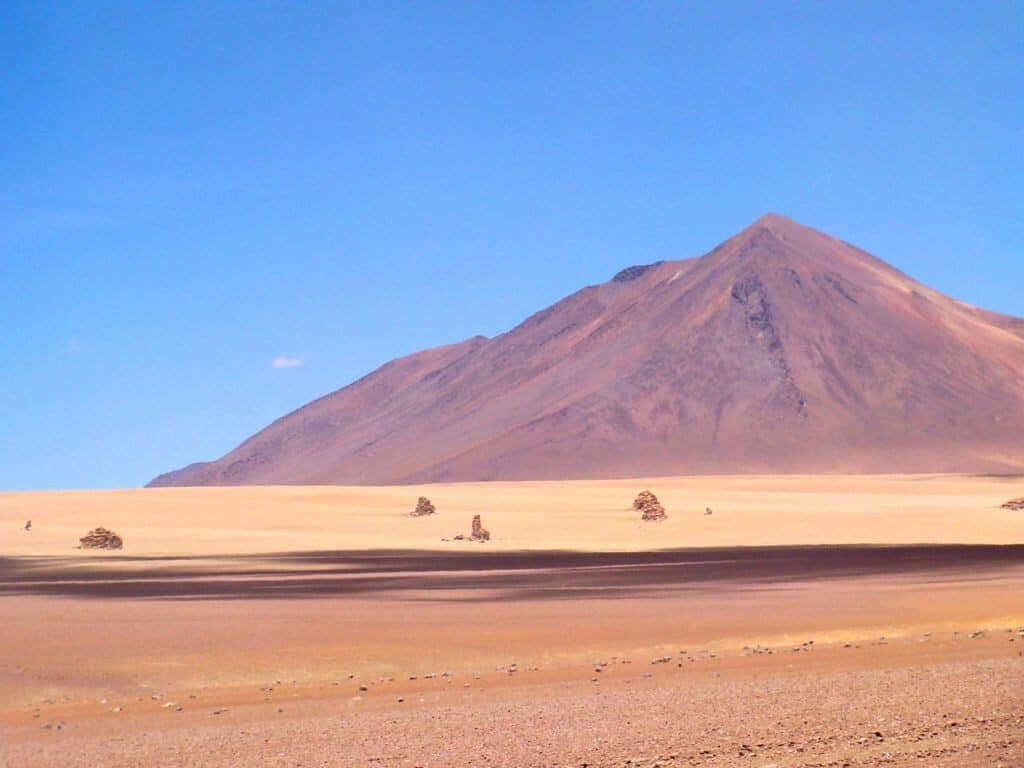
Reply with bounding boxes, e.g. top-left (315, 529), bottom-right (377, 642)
top-left (3, 473), bottom-right (1024, 555)
top-left (1, 474), bottom-right (1023, 767)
